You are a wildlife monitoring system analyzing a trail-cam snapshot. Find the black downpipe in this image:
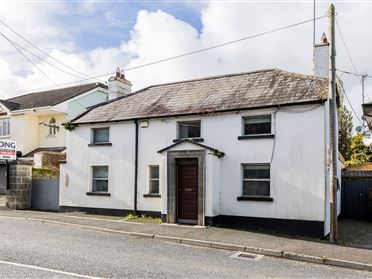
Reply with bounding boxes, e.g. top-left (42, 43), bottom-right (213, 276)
top-left (133, 120), bottom-right (139, 215)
